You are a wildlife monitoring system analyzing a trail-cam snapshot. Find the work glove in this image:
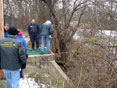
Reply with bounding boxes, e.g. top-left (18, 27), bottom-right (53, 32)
top-left (22, 63), bottom-right (26, 69)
